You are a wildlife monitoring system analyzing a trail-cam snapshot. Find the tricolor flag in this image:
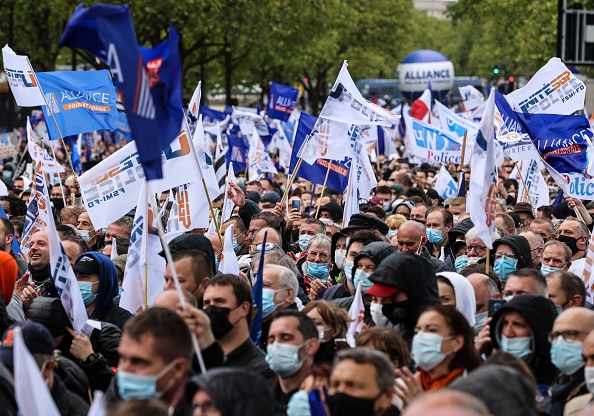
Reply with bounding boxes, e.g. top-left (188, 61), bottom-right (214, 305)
top-left (411, 82), bottom-right (432, 123)
top-left (2, 45), bottom-right (45, 107)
